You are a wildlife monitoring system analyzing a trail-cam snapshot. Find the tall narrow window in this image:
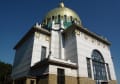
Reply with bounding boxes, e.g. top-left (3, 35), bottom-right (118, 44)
top-left (58, 15), bottom-right (61, 23)
top-left (64, 15), bottom-right (67, 22)
top-left (70, 16), bottom-right (73, 22)
top-left (55, 16), bottom-right (57, 22)
top-left (106, 64), bottom-right (111, 80)
top-left (41, 46), bottom-right (46, 60)
top-left (47, 18), bottom-right (51, 24)
top-left (86, 58), bottom-right (92, 78)
top-left (52, 16), bottom-right (55, 20)
top-left (57, 68), bottom-right (65, 84)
